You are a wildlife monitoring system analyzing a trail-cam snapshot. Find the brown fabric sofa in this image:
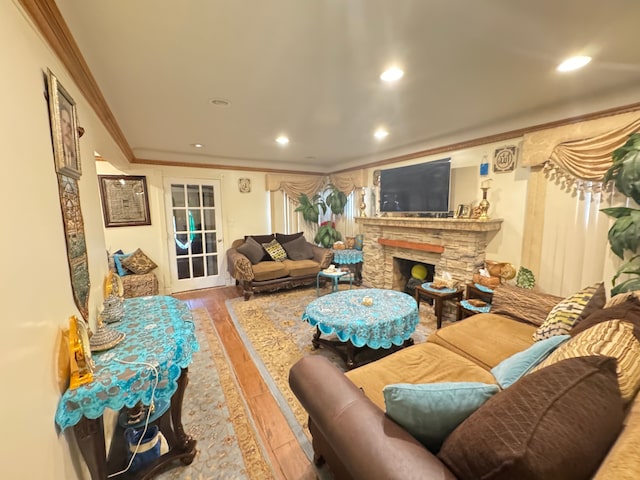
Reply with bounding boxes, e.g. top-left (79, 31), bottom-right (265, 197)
top-left (227, 233), bottom-right (333, 300)
top-left (289, 303), bottom-right (640, 479)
